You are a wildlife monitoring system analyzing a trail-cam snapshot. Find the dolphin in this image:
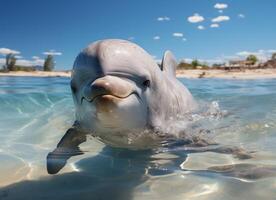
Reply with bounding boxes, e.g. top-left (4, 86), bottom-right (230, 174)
top-left (47, 39), bottom-right (198, 173)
